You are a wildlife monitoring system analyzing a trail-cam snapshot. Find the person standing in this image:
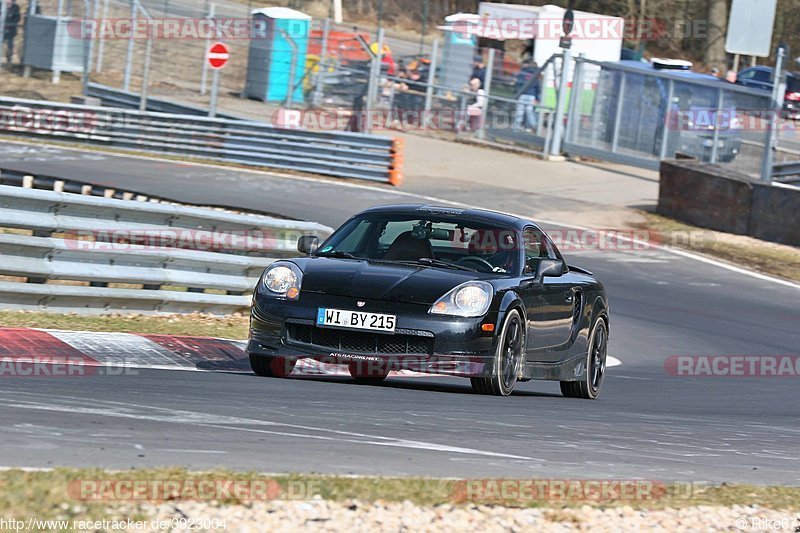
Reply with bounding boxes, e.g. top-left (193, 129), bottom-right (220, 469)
top-left (514, 60), bottom-right (540, 132)
top-left (470, 55), bottom-right (486, 89)
top-left (3, 0), bottom-right (21, 64)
